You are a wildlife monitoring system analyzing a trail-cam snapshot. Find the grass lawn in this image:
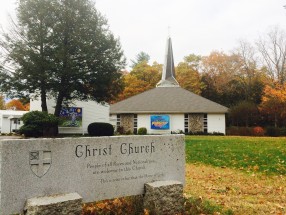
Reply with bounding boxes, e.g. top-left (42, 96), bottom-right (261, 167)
top-left (185, 136), bottom-right (286, 214)
top-left (185, 136), bottom-right (286, 175)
